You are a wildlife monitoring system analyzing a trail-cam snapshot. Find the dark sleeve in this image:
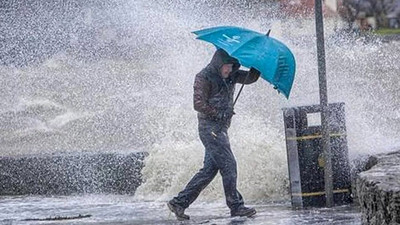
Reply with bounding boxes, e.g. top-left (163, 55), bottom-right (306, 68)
top-left (233, 68), bottom-right (260, 84)
top-left (193, 73), bottom-right (218, 117)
